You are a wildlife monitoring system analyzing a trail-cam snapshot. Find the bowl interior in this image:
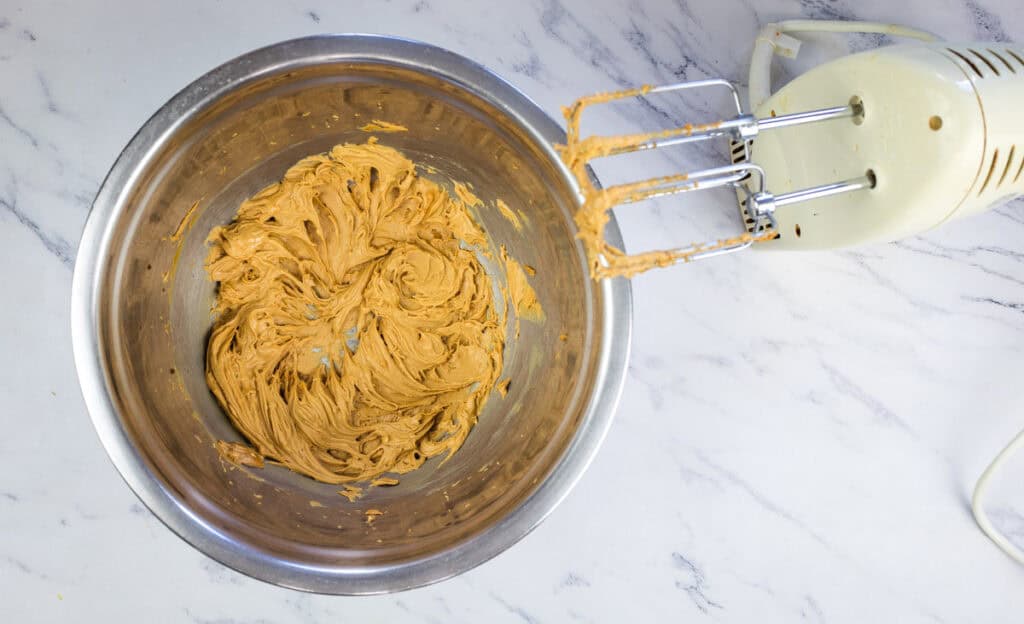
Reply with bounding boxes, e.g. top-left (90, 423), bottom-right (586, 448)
top-left (96, 56), bottom-right (609, 571)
